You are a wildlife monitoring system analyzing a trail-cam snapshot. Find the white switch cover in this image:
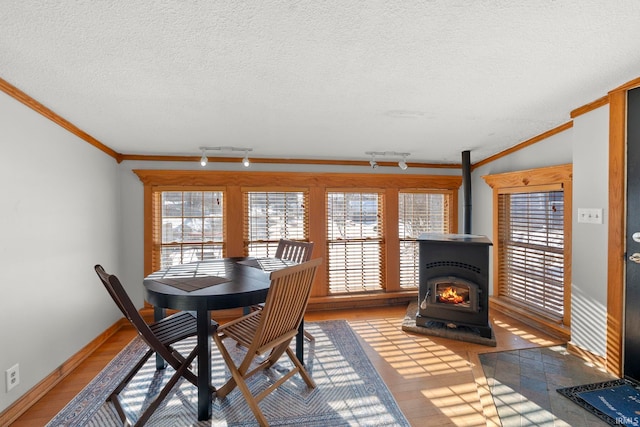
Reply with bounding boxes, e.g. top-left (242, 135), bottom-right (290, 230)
top-left (578, 208), bottom-right (603, 224)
